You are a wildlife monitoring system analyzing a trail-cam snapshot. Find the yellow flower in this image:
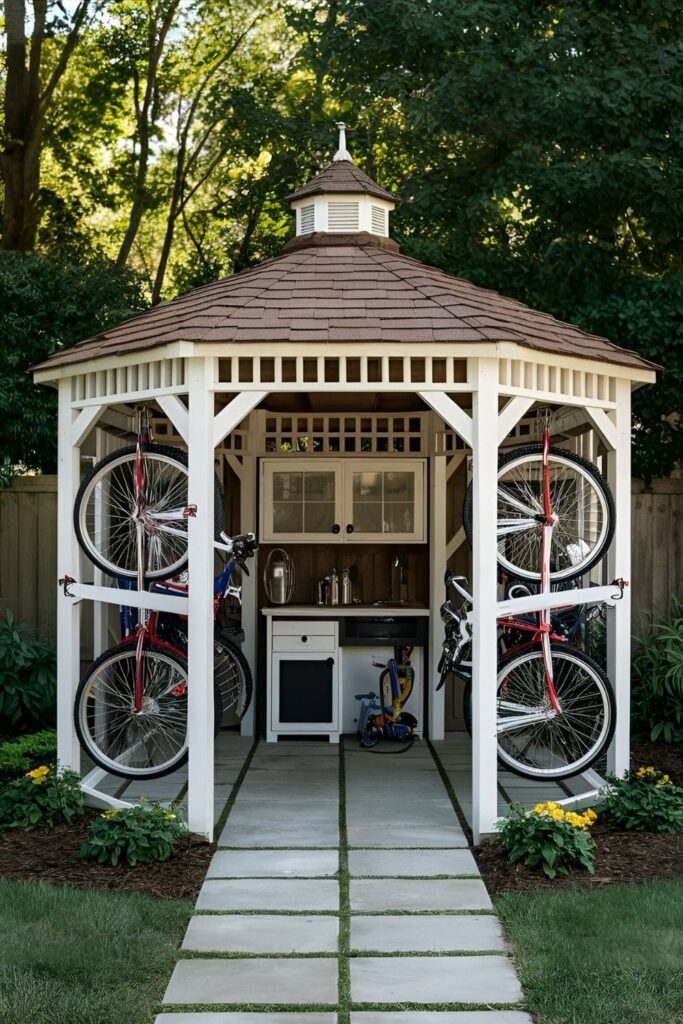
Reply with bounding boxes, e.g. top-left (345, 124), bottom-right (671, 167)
top-left (550, 808), bottom-right (565, 821)
top-left (164, 812), bottom-right (177, 821)
top-left (101, 809), bottom-right (120, 820)
top-left (532, 803), bottom-right (546, 814)
top-left (26, 765), bottom-right (50, 784)
top-left (546, 801), bottom-right (559, 810)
